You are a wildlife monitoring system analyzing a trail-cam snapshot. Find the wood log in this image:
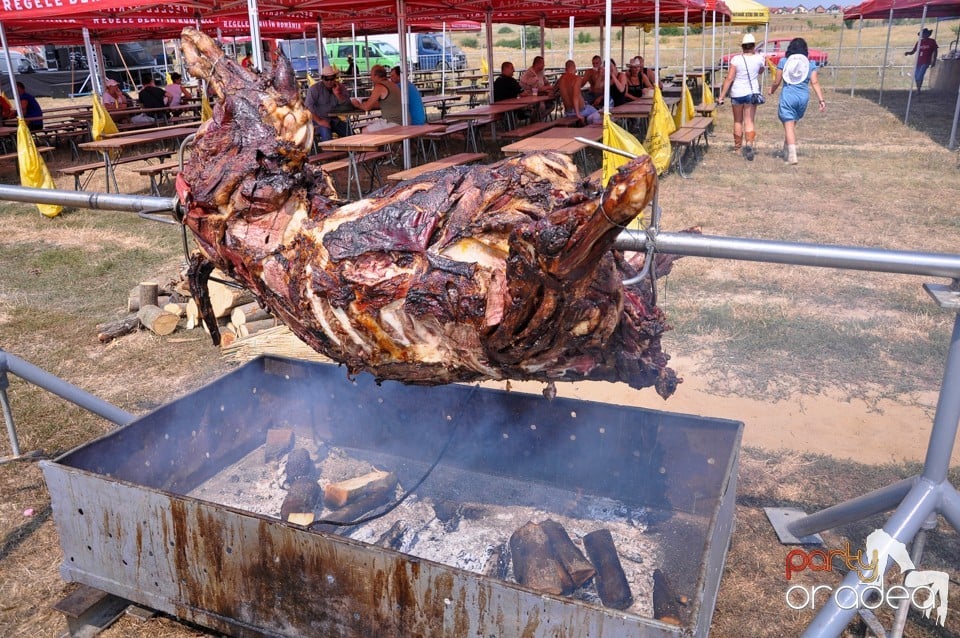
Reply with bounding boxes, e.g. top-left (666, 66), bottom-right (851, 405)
top-left (185, 299), bottom-right (199, 329)
top-left (509, 521), bottom-right (574, 595)
top-left (284, 448), bottom-right (316, 486)
top-left (312, 483), bottom-right (396, 533)
top-left (280, 478), bottom-right (321, 522)
top-left (96, 313), bottom-right (140, 343)
top-left (652, 568), bottom-right (683, 626)
top-left (583, 528), bottom-right (633, 610)
top-left (127, 287), bottom-right (170, 313)
top-left (540, 519), bottom-right (596, 588)
top-left (323, 469), bottom-right (397, 509)
top-left (209, 269), bottom-right (255, 318)
top-left (219, 332), bottom-right (237, 347)
top-left (231, 301), bottom-right (272, 327)
top-left (137, 304), bottom-right (179, 336)
top-left (163, 302), bottom-right (186, 317)
top-left (238, 318), bottom-right (278, 338)
top-left (264, 428), bottom-right (294, 462)
top-left (139, 282), bottom-right (160, 311)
